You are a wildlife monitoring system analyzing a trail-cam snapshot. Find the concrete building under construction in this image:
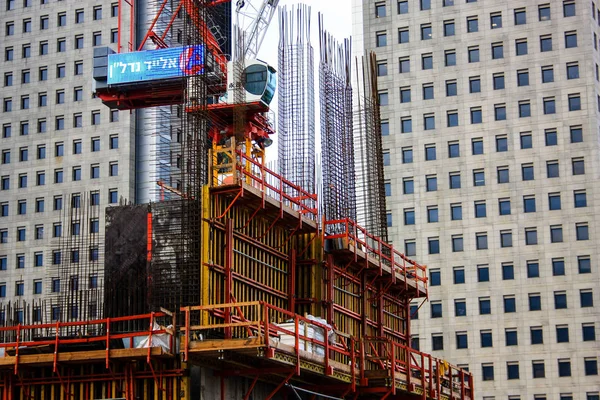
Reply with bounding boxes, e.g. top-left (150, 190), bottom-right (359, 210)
top-left (0, 0), bottom-right (473, 398)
